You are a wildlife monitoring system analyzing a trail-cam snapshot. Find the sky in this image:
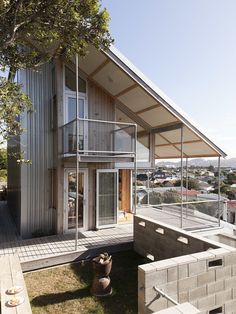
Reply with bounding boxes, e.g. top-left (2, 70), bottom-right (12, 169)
top-left (101, 0), bottom-right (236, 158)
